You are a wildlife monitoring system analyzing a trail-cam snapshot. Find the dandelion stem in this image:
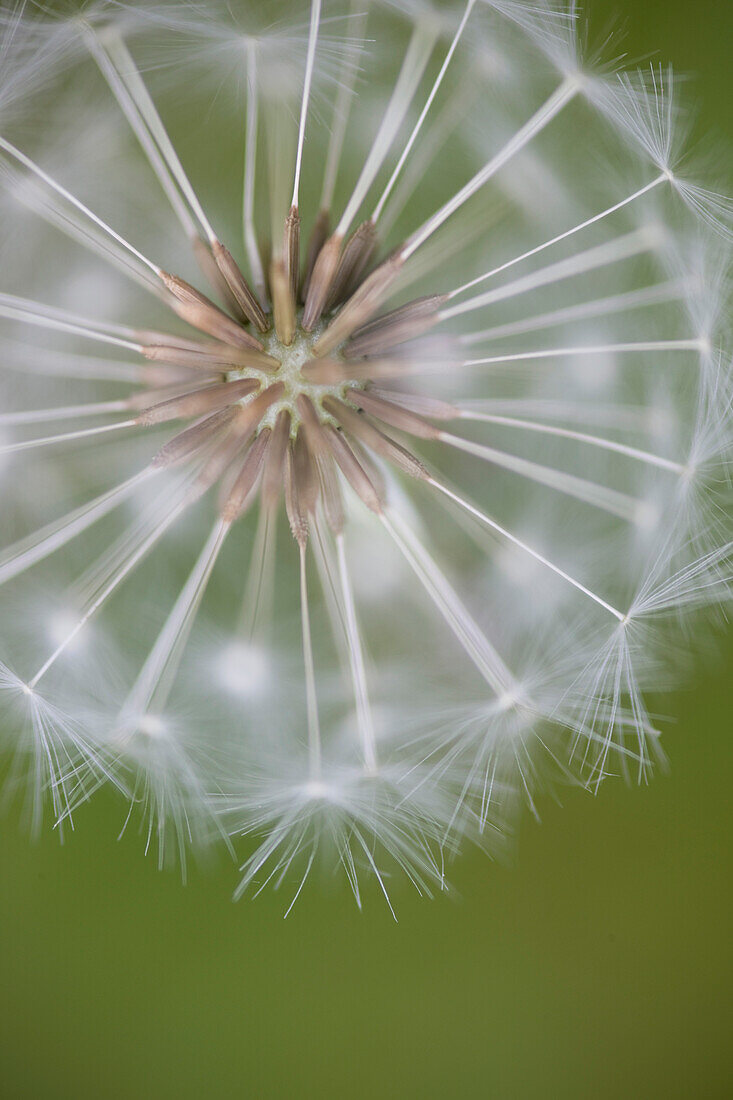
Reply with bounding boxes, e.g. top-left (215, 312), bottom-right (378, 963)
top-left (453, 398), bottom-right (654, 432)
top-left (449, 174), bottom-right (667, 298)
top-left (28, 494), bottom-right (190, 688)
top-left (378, 80), bottom-right (477, 238)
top-left (0, 468), bottom-right (156, 586)
top-left (380, 510), bottom-right (516, 695)
top-left (291, 0), bottom-right (322, 210)
top-left (102, 34), bottom-right (217, 243)
top-left (0, 136), bottom-right (163, 278)
top-left (372, 0), bottom-right (476, 224)
top-left (2, 342), bottom-right (144, 384)
top-left (460, 280), bottom-right (688, 345)
top-left (456, 409), bottom-right (686, 472)
top-left (437, 431), bottom-right (643, 519)
top-left (440, 228), bottom-right (655, 319)
top-left (0, 418), bottom-right (139, 457)
top-left (121, 519), bottom-right (230, 720)
top-left (319, 3), bottom-right (366, 212)
top-left (401, 77), bottom-right (579, 261)
top-left (243, 41), bottom-right (267, 304)
top-left (427, 477), bottom-right (626, 620)
top-left (463, 339), bottom-right (705, 367)
top-left (335, 533), bottom-right (378, 774)
top-left (0, 292), bottom-right (144, 352)
top-left (336, 22), bottom-right (438, 239)
top-left (299, 543), bottom-right (322, 778)
top-left (0, 400), bottom-right (130, 427)
top-left (239, 504), bottom-right (277, 641)
top-left (11, 179), bottom-right (165, 295)
top-left (84, 28), bottom-right (200, 241)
